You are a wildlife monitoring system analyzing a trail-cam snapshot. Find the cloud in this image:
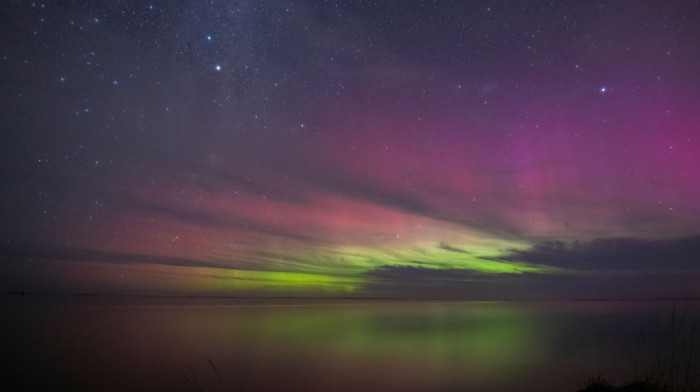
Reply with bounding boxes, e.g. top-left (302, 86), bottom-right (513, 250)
top-left (505, 235), bottom-right (700, 271)
top-left (259, 154), bottom-right (526, 238)
top-left (366, 265), bottom-right (497, 284)
top-left (438, 242), bottom-right (472, 254)
top-left (363, 265), bottom-right (534, 299)
top-left (363, 262), bottom-right (700, 300)
top-left (0, 242), bottom-right (234, 270)
top-left (123, 195), bottom-right (315, 242)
